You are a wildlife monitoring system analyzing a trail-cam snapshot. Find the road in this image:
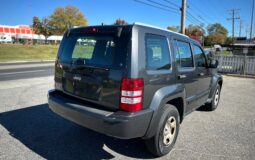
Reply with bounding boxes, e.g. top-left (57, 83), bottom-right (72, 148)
top-left (0, 62), bottom-right (255, 160)
top-left (0, 62), bottom-right (54, 81)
